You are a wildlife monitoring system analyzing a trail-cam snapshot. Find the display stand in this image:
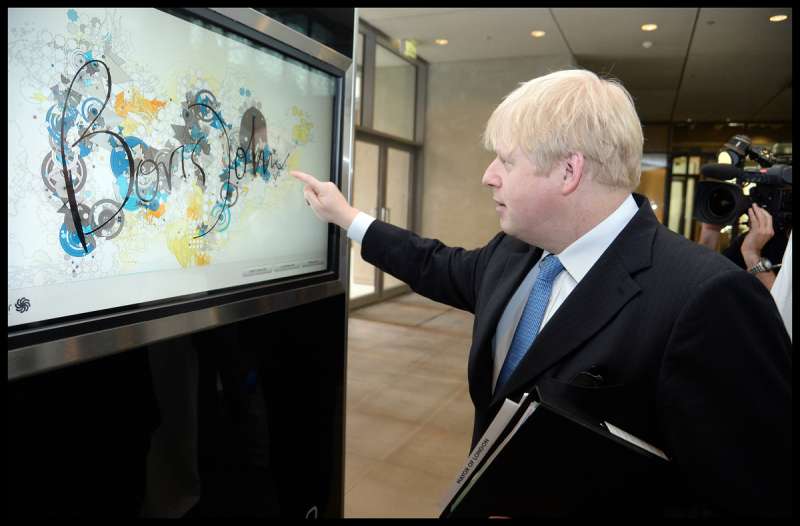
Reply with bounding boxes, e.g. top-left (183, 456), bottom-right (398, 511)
top-left (7, 7), bottom-right (356, 519)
